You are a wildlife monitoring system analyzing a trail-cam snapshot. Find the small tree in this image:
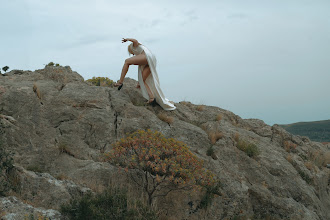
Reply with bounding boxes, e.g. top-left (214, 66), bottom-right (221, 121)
top-left (2, 66), bottom-right (9, 73)
top-left (47, 62), bottom-right (54, 66)
top-left (105, 130), bottom-right (217, 206)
